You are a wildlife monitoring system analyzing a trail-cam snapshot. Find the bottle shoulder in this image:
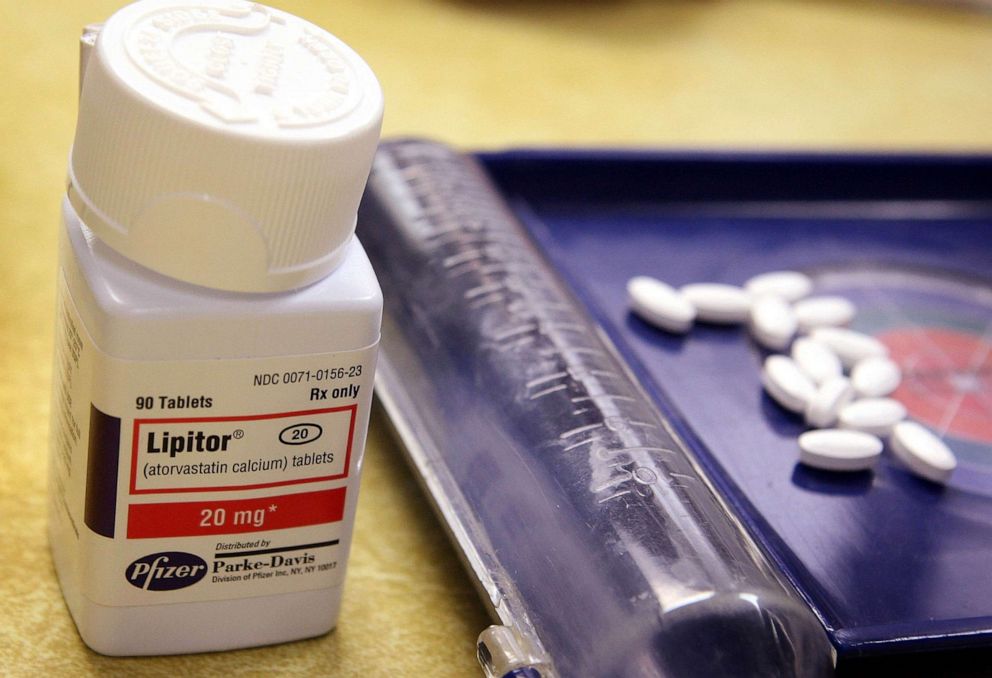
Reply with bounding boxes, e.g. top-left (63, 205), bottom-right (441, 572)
top-left (61, 198), bottom-right (382, 360)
